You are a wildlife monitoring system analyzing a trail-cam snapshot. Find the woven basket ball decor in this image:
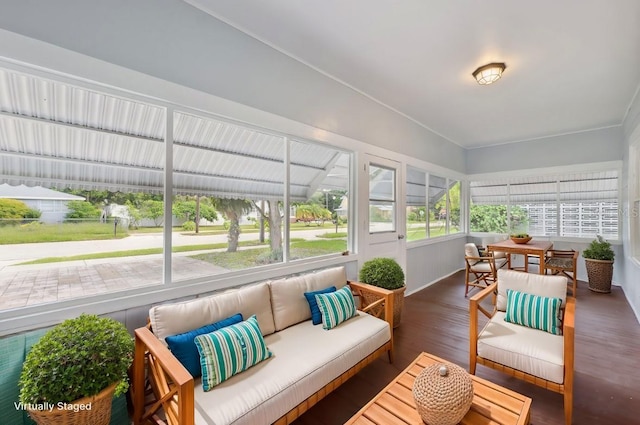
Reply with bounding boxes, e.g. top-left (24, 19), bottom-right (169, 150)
top-left (412, 363), bottom-right (474, 425)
